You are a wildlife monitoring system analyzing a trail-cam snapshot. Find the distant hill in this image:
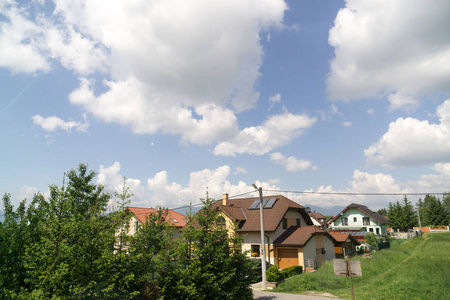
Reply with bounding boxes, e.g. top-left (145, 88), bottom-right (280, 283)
top-left (303, 205), bottom-right (345, 217)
